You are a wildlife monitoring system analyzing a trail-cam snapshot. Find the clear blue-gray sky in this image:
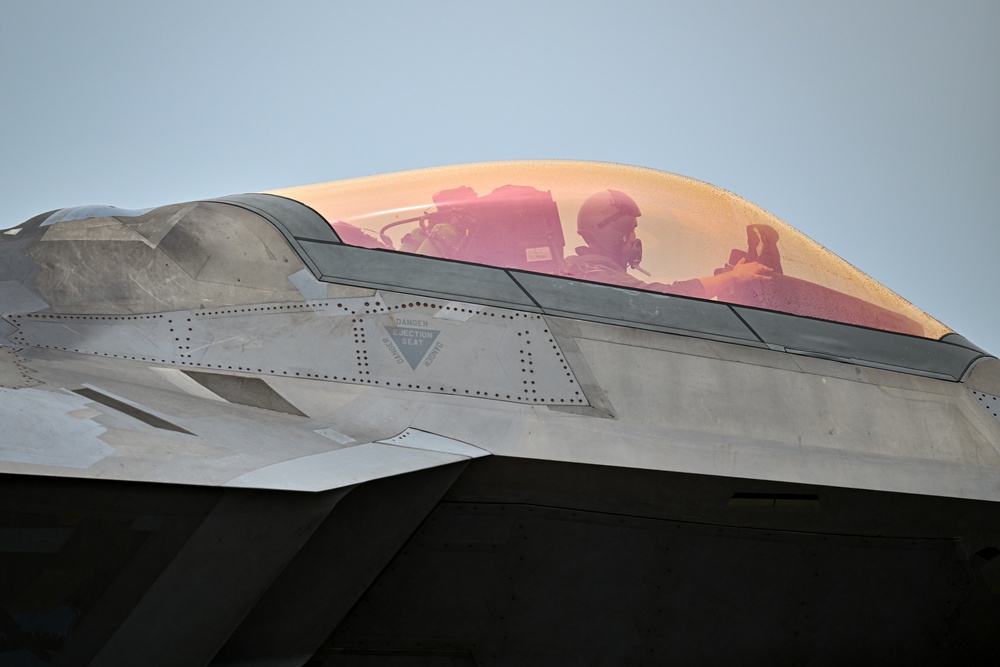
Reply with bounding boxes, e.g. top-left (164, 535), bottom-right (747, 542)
top-left (2, 1), bottom-right (997, 352)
